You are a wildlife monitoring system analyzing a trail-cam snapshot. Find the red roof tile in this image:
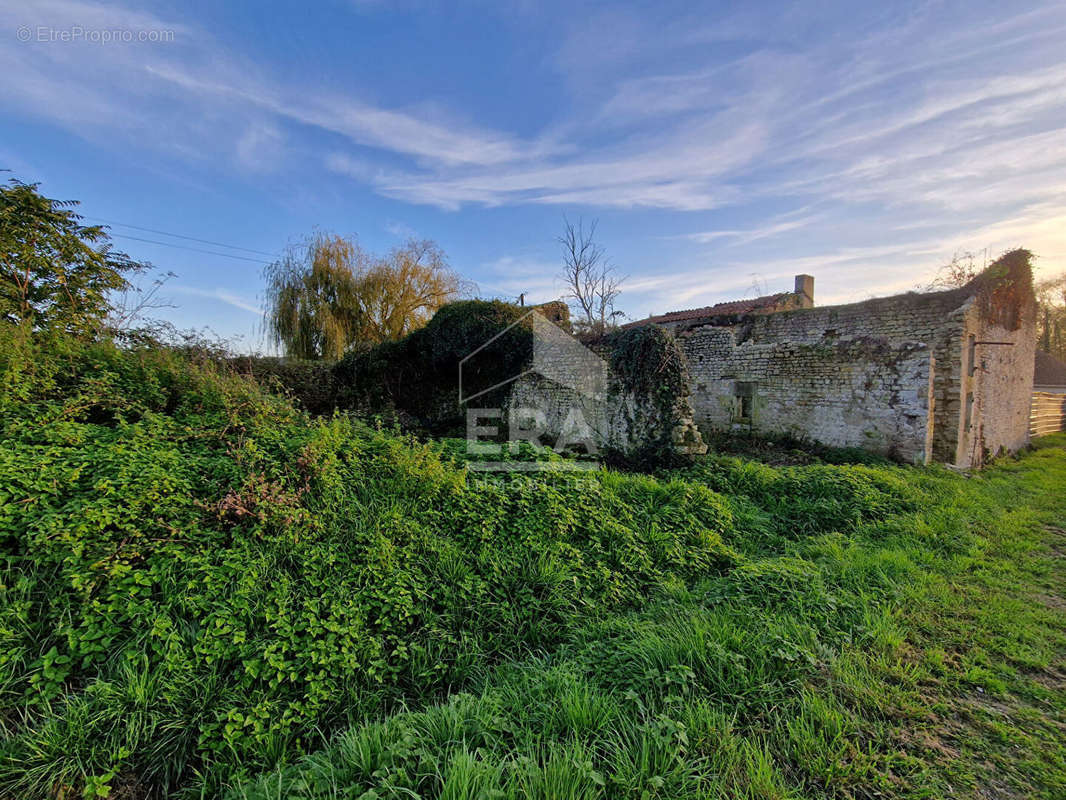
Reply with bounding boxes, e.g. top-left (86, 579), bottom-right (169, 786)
top-left (626, 292), bottom-right (793, 327)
